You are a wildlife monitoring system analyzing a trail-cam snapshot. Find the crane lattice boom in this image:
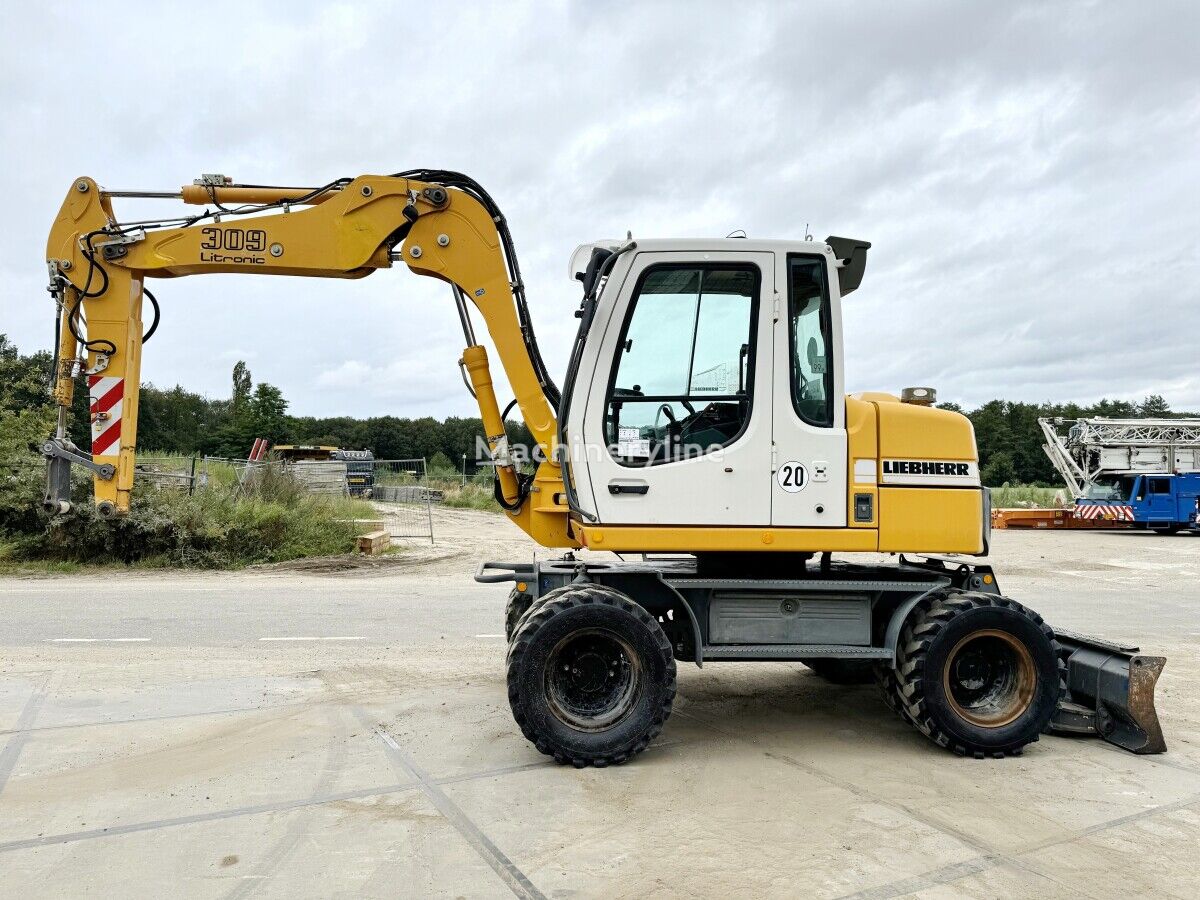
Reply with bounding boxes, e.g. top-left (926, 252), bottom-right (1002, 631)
top-left (1039, 417), bottom-right (1200, 496)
